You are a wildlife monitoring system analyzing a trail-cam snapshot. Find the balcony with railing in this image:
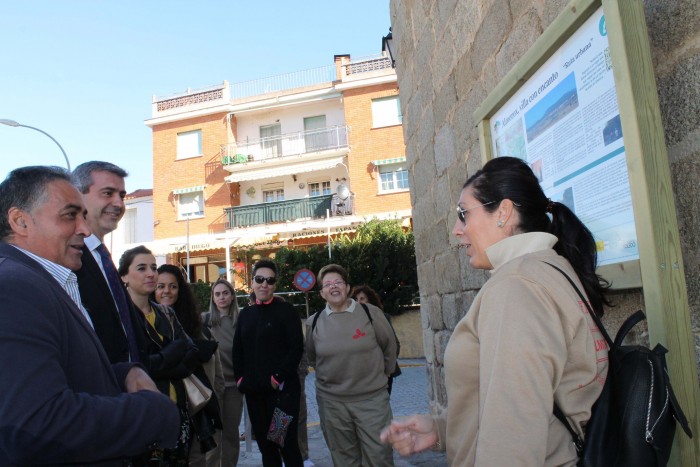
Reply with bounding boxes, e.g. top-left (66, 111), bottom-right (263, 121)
top-left (221, 125), bottom-right (349, 165)
top-left (225, 193), bottom-right (353, 228)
